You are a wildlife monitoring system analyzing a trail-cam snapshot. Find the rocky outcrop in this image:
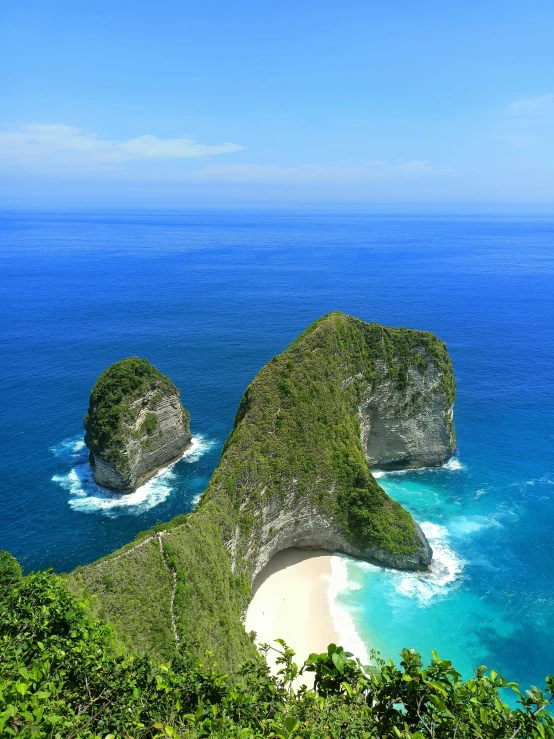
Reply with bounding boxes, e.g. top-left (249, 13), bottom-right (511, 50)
top-left (360, 360), bottom-right (455, 470)
top-left (215, 312), bottom-right (456, 578)
top-left (84, 357), bottom-right (191, 493)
